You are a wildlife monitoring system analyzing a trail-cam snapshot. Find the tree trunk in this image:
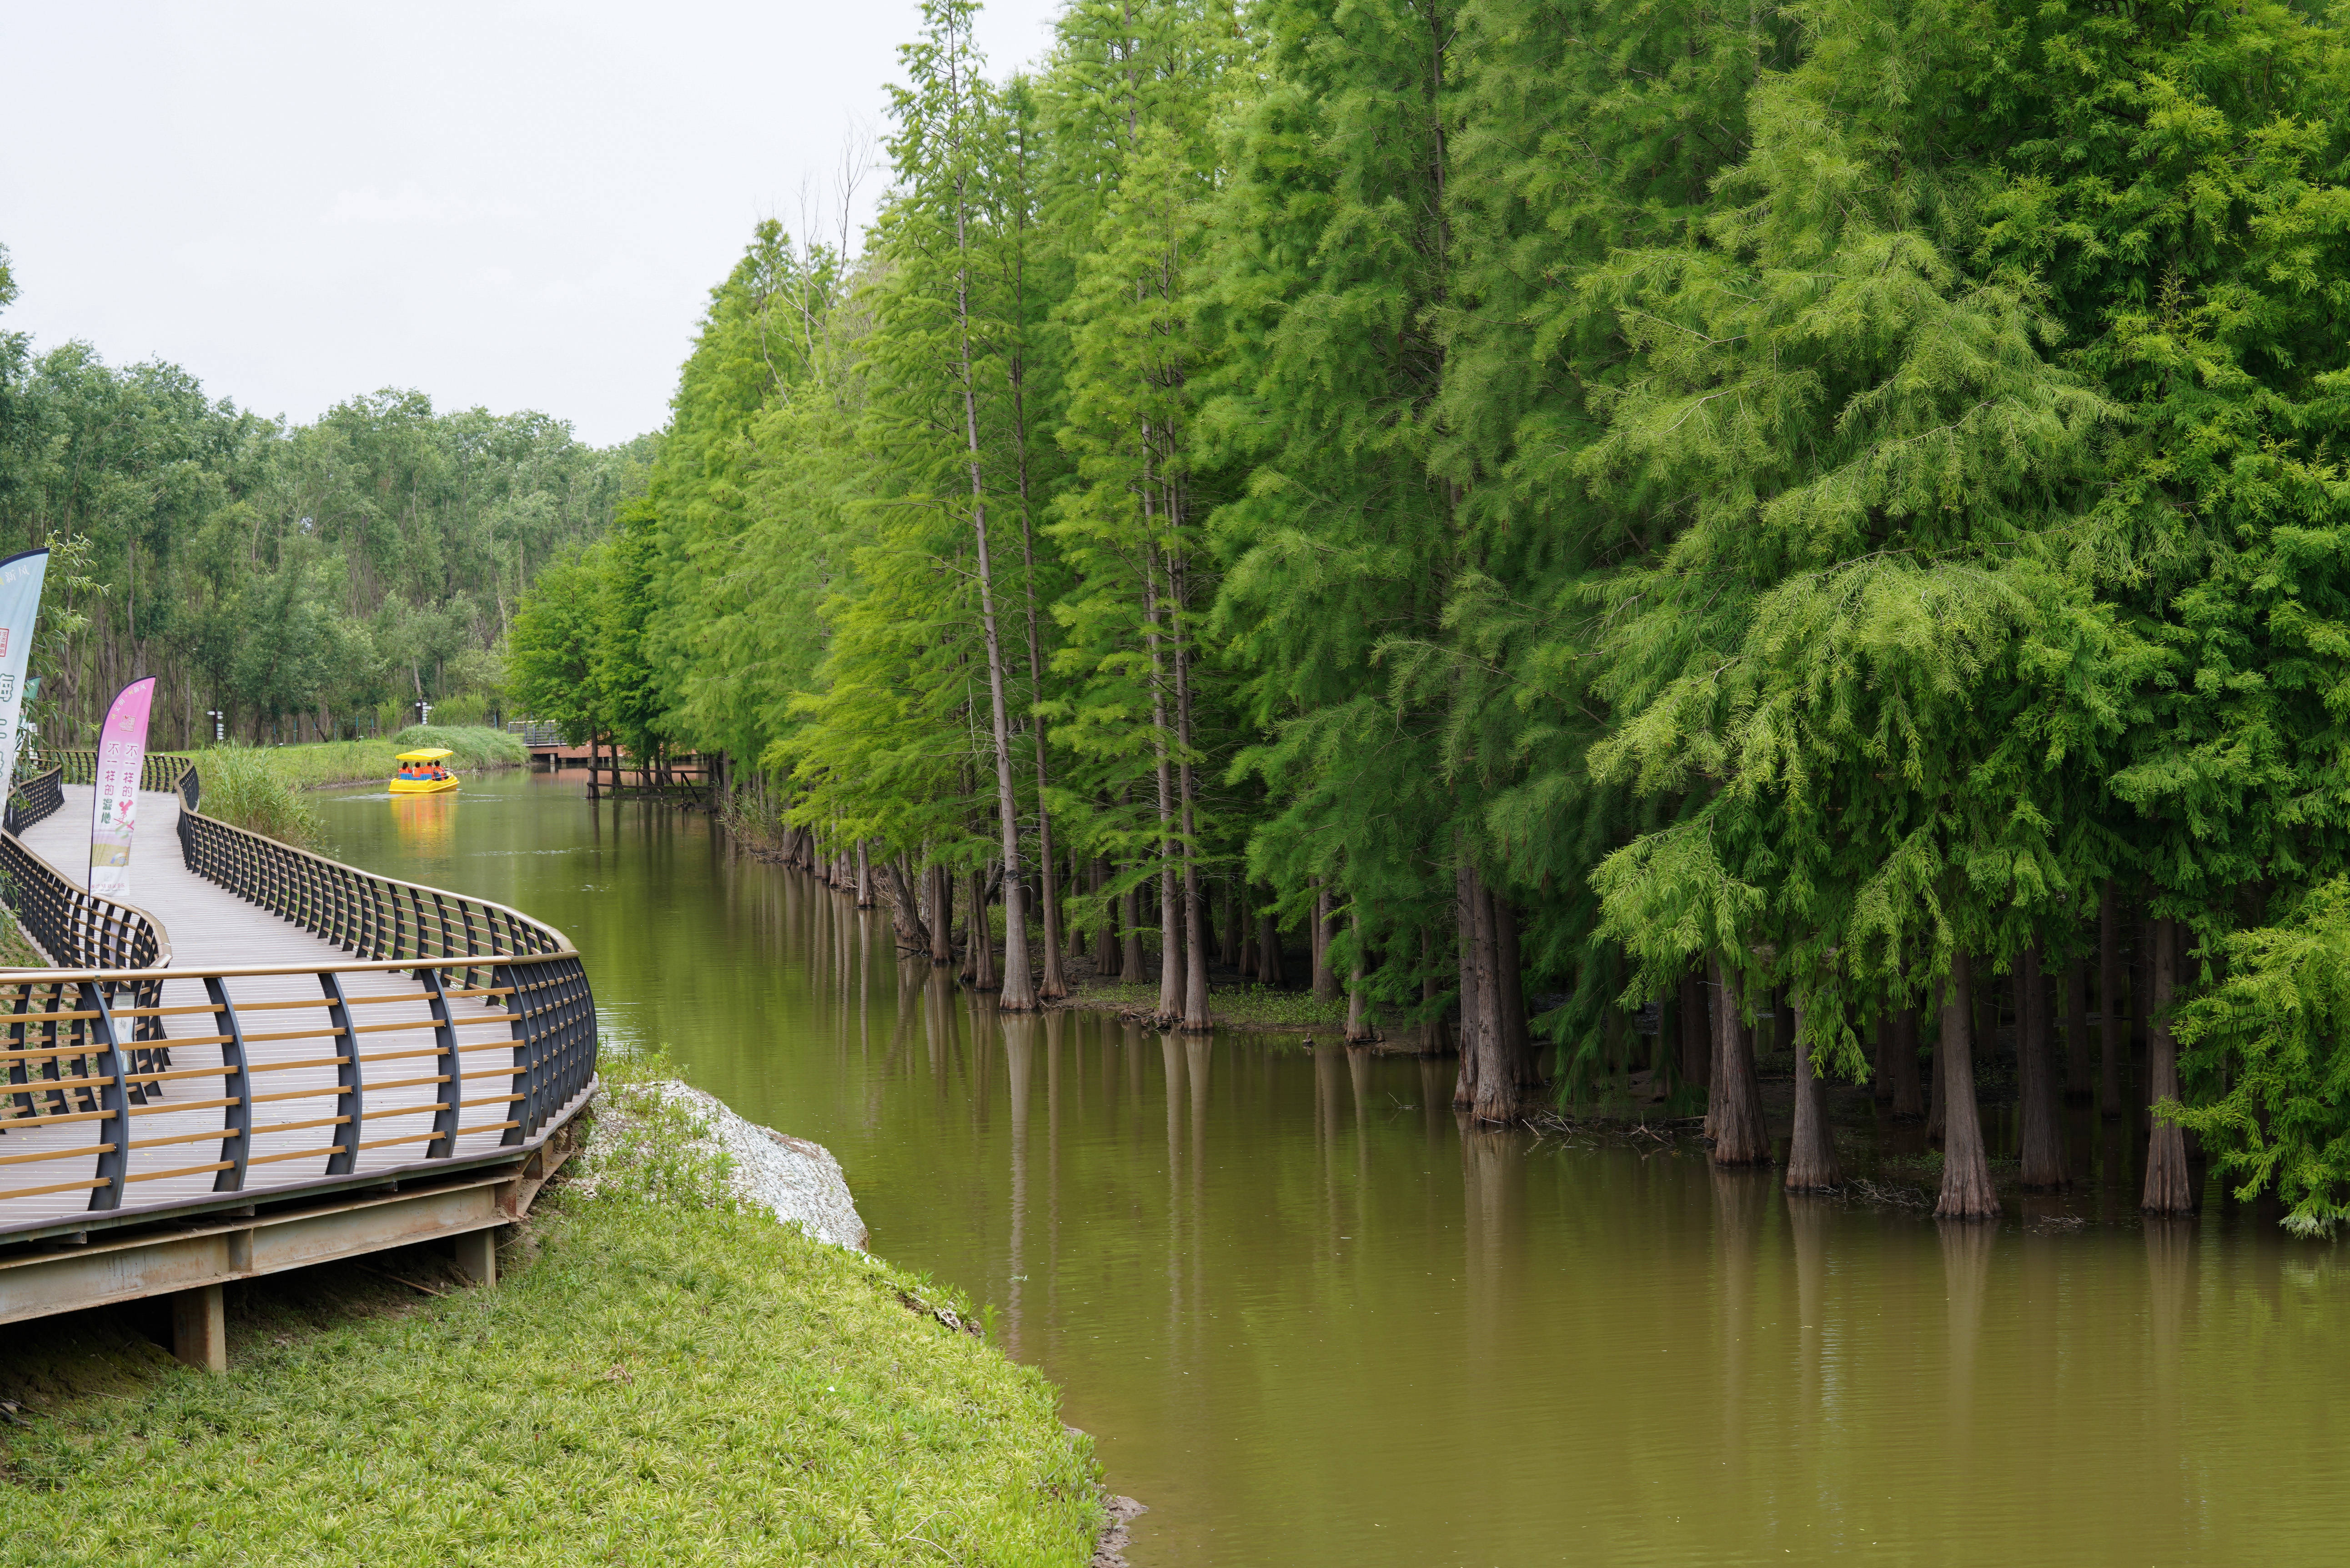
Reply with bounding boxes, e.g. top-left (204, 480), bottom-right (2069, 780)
top-left (1120, 874), bottom-right (1147, 984)
top-left (1467, 873), bottom-right (1524, 1122)
top-left (1034, 820), bottom-right (1067, 1001)
top-left (941, 37), bottom-right (1037, 1014)
top-left (2017, 940), bottom-right (2066, 1189)
top-left (1452, 858), bottom-right (1484, 1111)
top-left (2142, 915), bottom-right (2194, 1215)
top-left (1169, 554), bottom-right (1208, 1033)
top-left (1784, 998), bottom-right (1840, 1191)
top-left (1091, 859), bottom-right (1117, 977)
top-left (1871, 1013), bottom-right (1892, 1104)
top-left (1888, 1003), bottom-right (1923, 1120)
top-left (1711, 959), bottom-right (1770, 1164)
top-left (1934, 947), bottom-right (2000, 1220)
top-left (872, 859), bottom-right (931, 954)
top-left (959, 875), bottom-right (979, 984)
top-left (968, 867), bottom-right (999, 990)
top-left (1014, 866), bottom-right (1042, 994)
top-left (2099, 880), bottom-right (2124, 1118)
top-left (855, 841), bottom-right (874, 910)
top-left (1181, 859), bottom-right (1211, 1034)
top-left (1678, 966), bottom-right (1709, 1094)
top-left (1344, 913), bottom-right (1374, 1044)
top-left (2063, 954), bottom-right (2091, 1101)
top-left (1155, 864), bottom-right (1183, 1021)
top-left (1312, 883), bottom-right (1340, 1003)
top-left (1140, 541), bottom-right (1185, 1026)
top-left (1490, 895), bottom-right (1536, 1090)
top-left (1257, 901), bottom-right (1285, 989)
top-left (929, 864), bottom-right (955, 968)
